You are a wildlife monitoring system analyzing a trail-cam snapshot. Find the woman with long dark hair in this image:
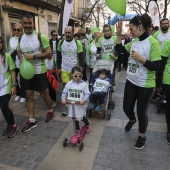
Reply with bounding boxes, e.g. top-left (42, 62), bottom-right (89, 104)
top-left (0, 37), bottom-right (18, 138)
top-left (116, 13), bottom-right (161, 149)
